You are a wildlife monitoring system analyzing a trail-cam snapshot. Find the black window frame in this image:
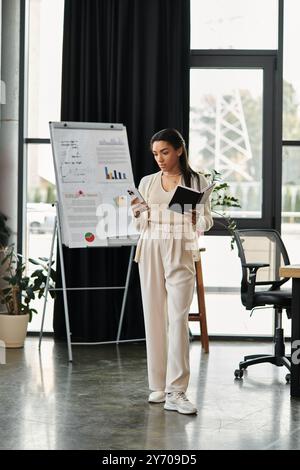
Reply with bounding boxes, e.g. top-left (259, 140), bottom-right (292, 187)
top-left (190, 51), bottom-right (279, 235)
top-left (189, 0), bottom-right (284, 236)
